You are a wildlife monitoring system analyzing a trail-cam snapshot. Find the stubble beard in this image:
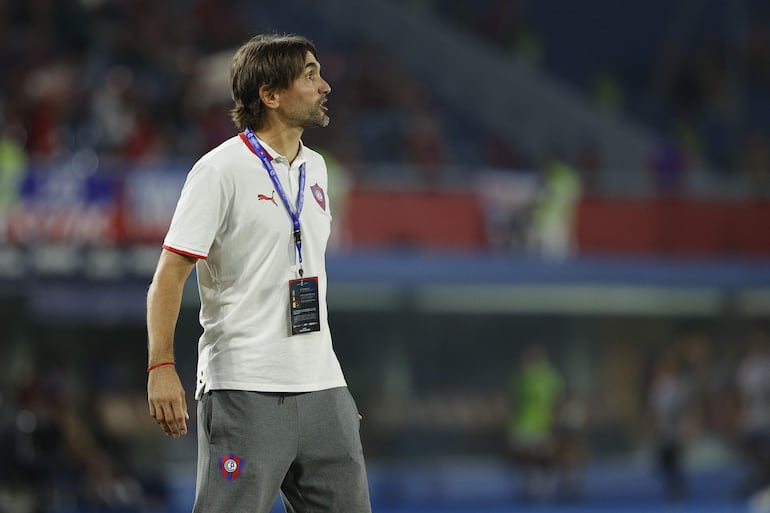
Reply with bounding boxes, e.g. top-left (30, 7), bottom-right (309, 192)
top-left (305, 112), bottom-right (329, 129)
top-left (299, 101), bottom-right (330, 128)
